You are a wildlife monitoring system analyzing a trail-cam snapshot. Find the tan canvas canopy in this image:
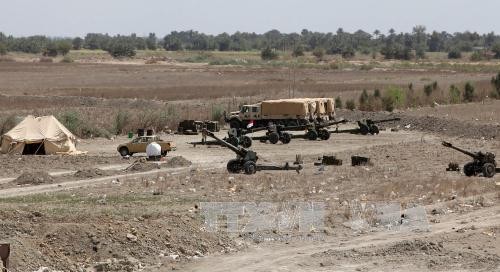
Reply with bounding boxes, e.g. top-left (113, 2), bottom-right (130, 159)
top-left (1, 115), bottom-right (81, 155)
